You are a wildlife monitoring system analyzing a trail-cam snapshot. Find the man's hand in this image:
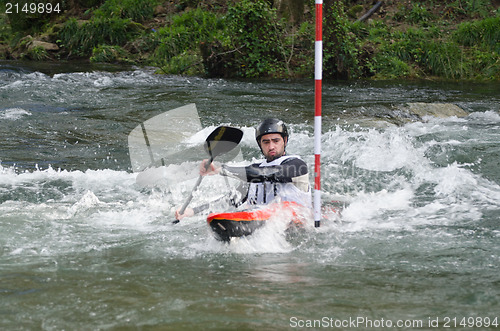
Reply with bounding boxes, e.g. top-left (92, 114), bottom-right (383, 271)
top-left (200, 159), bottom-right (220, 176)
top-left (175, 207), bottom-right (194, 220)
